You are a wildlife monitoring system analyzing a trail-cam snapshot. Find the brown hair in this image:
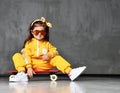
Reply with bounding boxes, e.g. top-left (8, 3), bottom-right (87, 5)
top-left (23, 20), bottom-right (49, 48)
